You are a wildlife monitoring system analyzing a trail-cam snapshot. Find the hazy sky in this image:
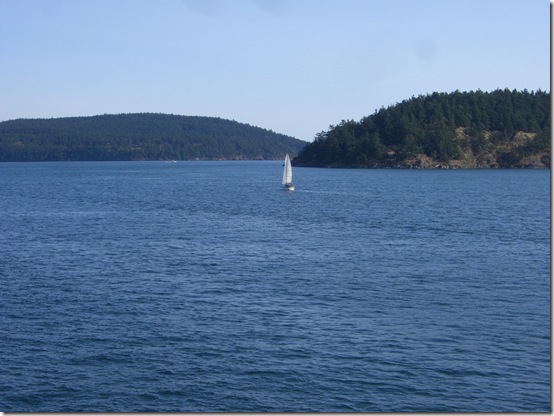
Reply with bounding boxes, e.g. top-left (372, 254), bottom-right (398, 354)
top-left (0, 0), bottom-right (549, 141)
